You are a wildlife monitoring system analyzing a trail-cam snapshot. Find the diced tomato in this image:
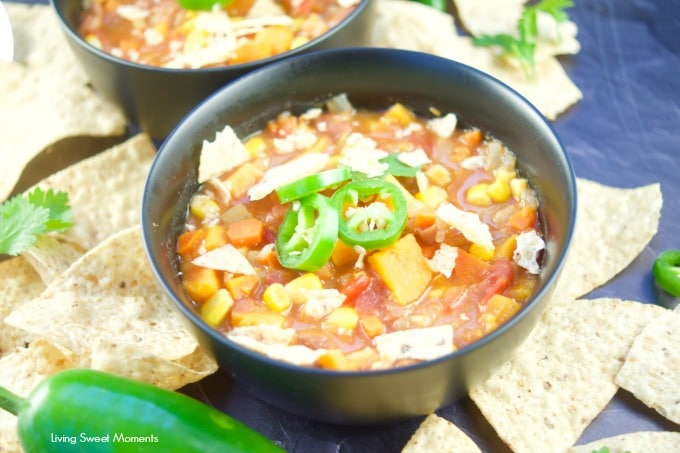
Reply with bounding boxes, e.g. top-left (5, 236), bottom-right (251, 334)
top-left (478, 259), bottom-right (514, 304)
top-left (340, 272), bottom-right (371, 304)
